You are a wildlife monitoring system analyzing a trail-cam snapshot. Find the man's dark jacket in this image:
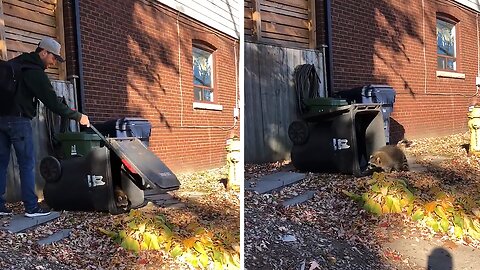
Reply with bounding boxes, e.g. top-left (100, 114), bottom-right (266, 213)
top-left (14, 52), bottom-right (81, 121)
